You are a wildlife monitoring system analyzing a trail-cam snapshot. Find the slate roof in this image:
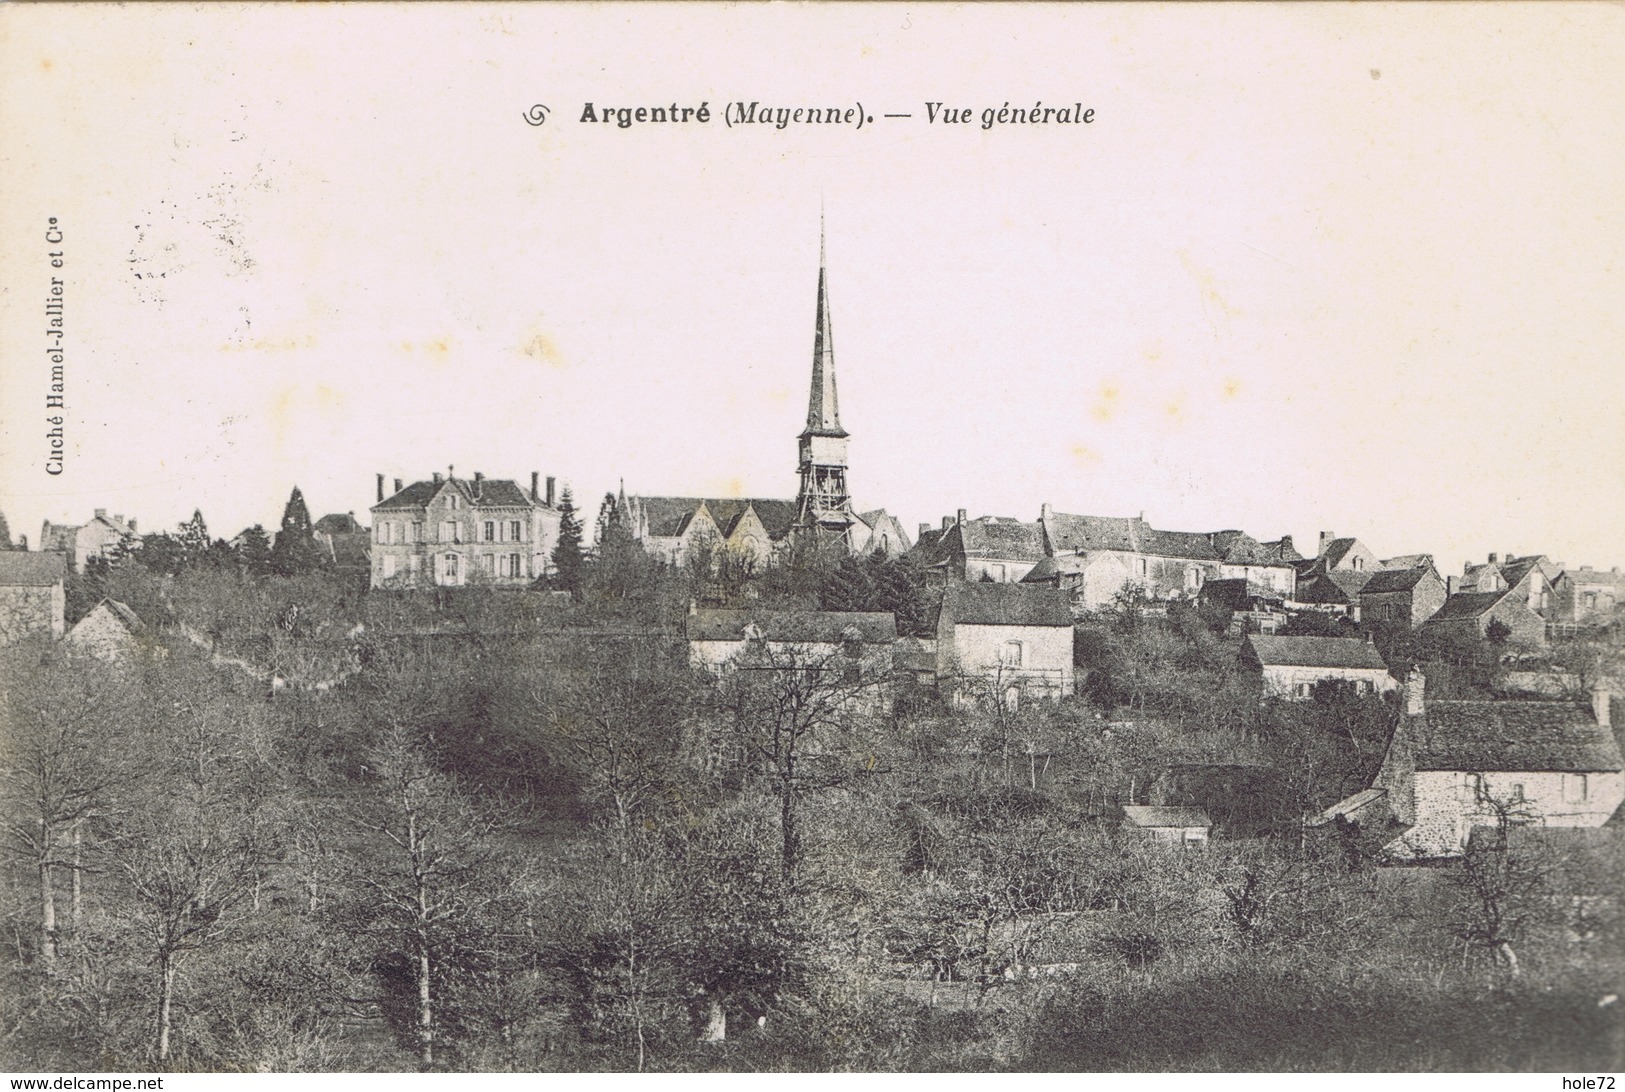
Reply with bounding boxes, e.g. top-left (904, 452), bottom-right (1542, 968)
top-left (1042, 511), bottom-right (1295, 566)
top-left (632, 497), bottom-right (798, 539)
top-left (1299, 570), bottom-right (1372, 603)
top-left (1244, 635), bottom-right (1390, 670)
top-left (686, 609), bottom-right (896, 644)
top-left (1427, 590), bottom-right (1508, 622)
top-left (1360, 568), bottom-right (1428, 595)
top-left (1382, 554), bottom-right (1434, 571)
top-left (1318, 538), bottom-right (1362, 570)
top-left (0, 552), bottom-right (67, 586)
top-left (374, 477), bottom-right (544, 512)
top-left (314, 513), bottom-right (366, 535)
top-left (1402, 700), bottom-right (1622, 772)
top-left (1122, 805), bottom-right (1211, 829)
top-left (940, 582), bottom-right (1073, 627)
top-left (960, 517), bottom-right (1046, 561)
